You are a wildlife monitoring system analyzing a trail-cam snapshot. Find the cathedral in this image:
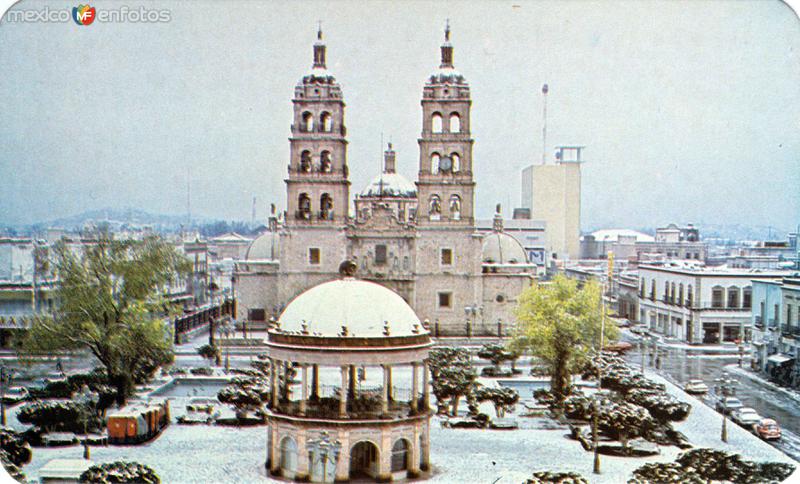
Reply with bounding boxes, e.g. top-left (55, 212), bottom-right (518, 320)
top-left (235, 26), bottom-right (535, 336)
